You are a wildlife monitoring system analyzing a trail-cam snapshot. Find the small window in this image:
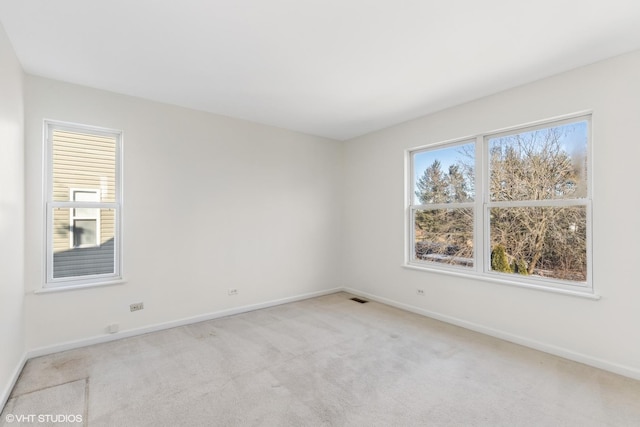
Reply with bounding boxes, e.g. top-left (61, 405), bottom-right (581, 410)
top-left (70, 189), bottom-right (100, 248)
top-left (45, 121), bottom-right (122, 287)
top-left (407, 115), bottom-right (592, 294)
